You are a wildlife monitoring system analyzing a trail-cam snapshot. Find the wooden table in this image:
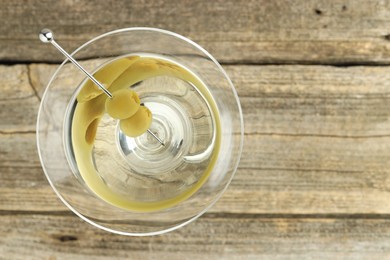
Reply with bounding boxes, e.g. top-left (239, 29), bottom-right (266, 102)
top-left (2, 0), bottom-right (390, 258)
